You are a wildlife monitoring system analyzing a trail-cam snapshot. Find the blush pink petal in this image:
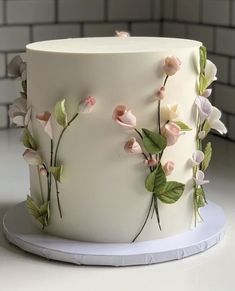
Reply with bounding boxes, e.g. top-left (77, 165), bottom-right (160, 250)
top-left (113, 105), bottom-right (136, 129)
top-left (23, 149), bottom-right (42, 166)
top-left (36, 111), bottom-right (53, 139)
top-left (163, 56), bottom-right (181, 76)
top-left (163, 161), bottom-right (175, 176)
top-left (115, 31), bottom-right (130, 37)
top-left (124, 137), bottom-right (142, 154)
top-left (162, 122), bottom-right (181, 146)
top-left (79, 96), bottom-right (96, 113)
top-left (154, 86), bottom-right (165, 100)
